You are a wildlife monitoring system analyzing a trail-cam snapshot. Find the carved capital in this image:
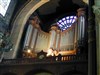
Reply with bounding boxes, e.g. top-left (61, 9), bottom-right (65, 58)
top-left (51, 25), bottom-right (58, 30)
top-left (56, 29), bottom-right (61, 34)
top-left (93, 5), bottom-right (100, 24)
top-left (93, 5), bottom-right (100, 17)
top-left (77, 8), bottom-right (85, 17)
